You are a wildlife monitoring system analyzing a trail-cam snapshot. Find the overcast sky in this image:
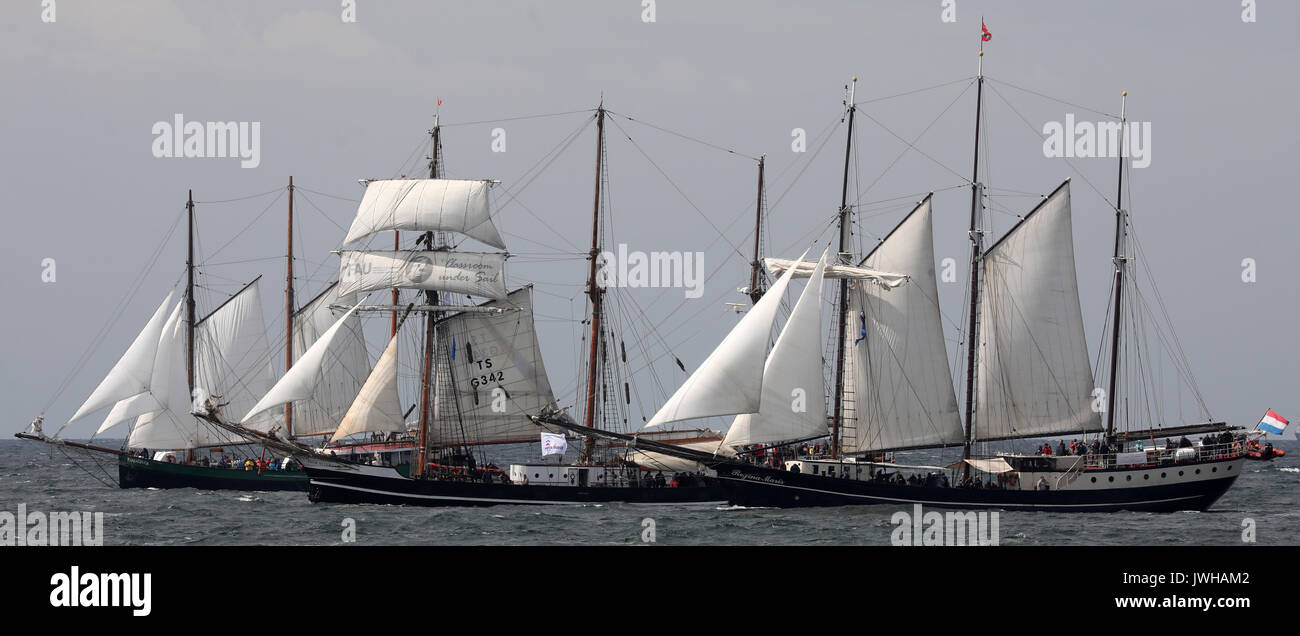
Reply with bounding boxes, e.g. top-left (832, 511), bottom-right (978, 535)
top-left (4, 0), bottom-right (1297, 440)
